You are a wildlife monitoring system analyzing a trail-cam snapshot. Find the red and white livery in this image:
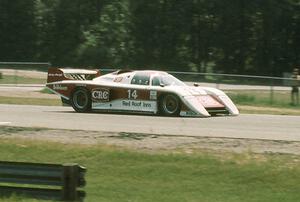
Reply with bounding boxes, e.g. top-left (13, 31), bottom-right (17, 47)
top-left (46, 68), bottom-right (239, 117)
